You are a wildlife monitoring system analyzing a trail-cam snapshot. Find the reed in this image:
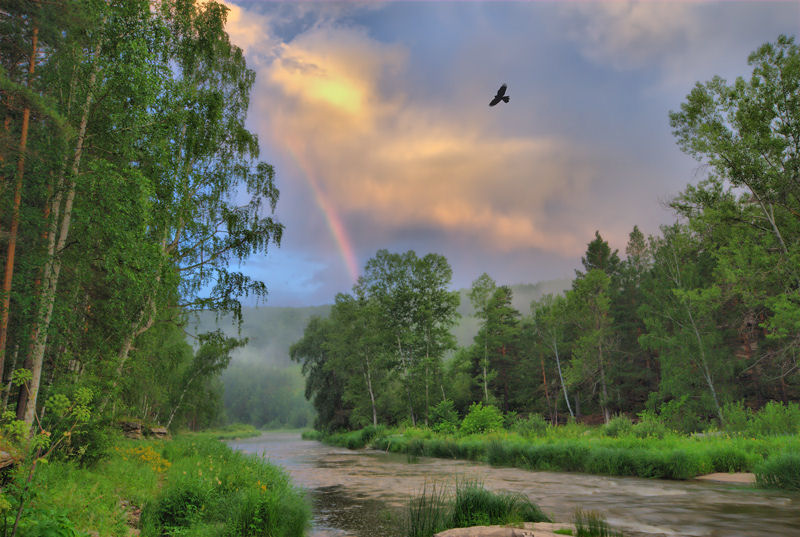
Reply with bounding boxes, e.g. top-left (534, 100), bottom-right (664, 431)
top-left (405, 480), bottom-right (550, 537)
